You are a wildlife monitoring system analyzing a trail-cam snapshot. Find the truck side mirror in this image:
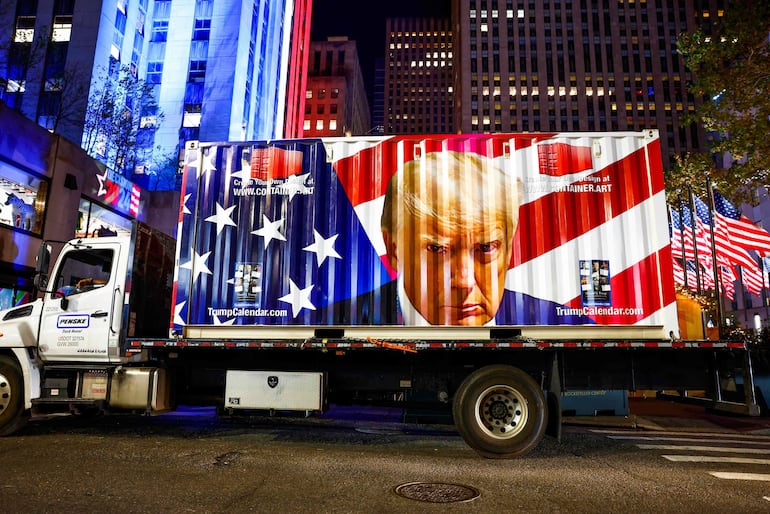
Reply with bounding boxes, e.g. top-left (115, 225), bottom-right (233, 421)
top-left (36, 242), bottom-right (51, 272)
top-left (34, 243), bottom-right (51, 291)
top-left (33, 273), bottom-right (48, 291)
top-left (32, 241), bottom-right (51, 291)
